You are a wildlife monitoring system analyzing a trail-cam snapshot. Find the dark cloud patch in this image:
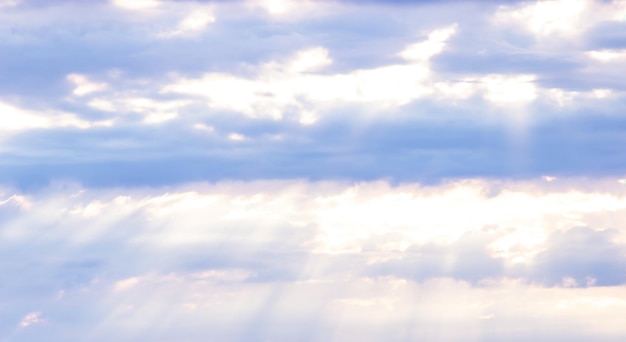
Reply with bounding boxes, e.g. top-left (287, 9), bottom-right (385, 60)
top-left (367, 232), bottom-right (504, 282)
top-left (434, 52), bottom-right (581, 80)
top-left (0, 119), bottom-right (510, 189)
top-left (528, 112), bottom-right (626, 177)
top-left (532, 227), bottom-right (626, 286)
top-left (583, 21), bottom-right (626, 50)
top-left (159, 221), bottom-right (318, 282)
top-left (364, 226), bottom-right (626, 286)
top-left (5, 108), bottom-right (626, 188)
